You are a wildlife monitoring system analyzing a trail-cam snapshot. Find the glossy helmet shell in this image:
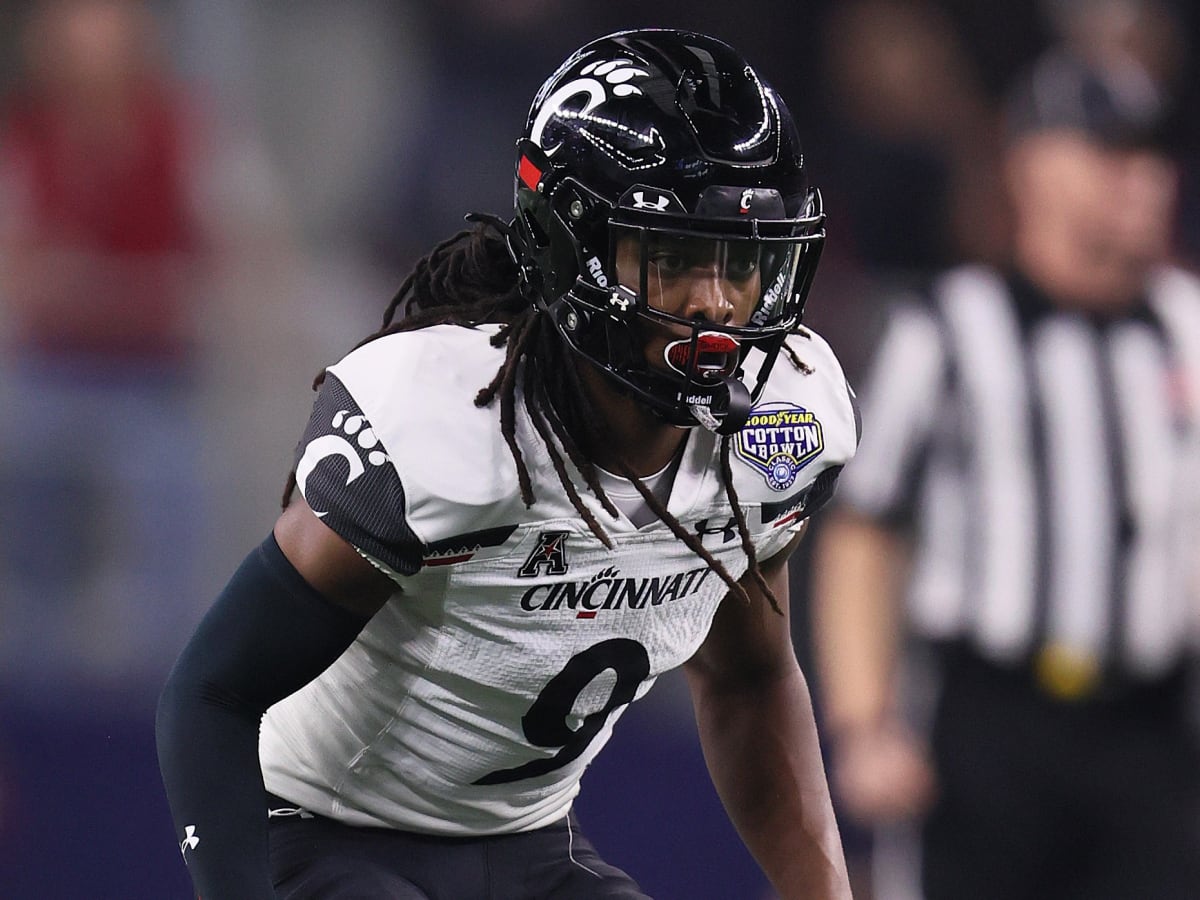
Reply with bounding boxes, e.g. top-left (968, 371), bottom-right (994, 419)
top-left (510, 28), bottom-right (824, 431)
